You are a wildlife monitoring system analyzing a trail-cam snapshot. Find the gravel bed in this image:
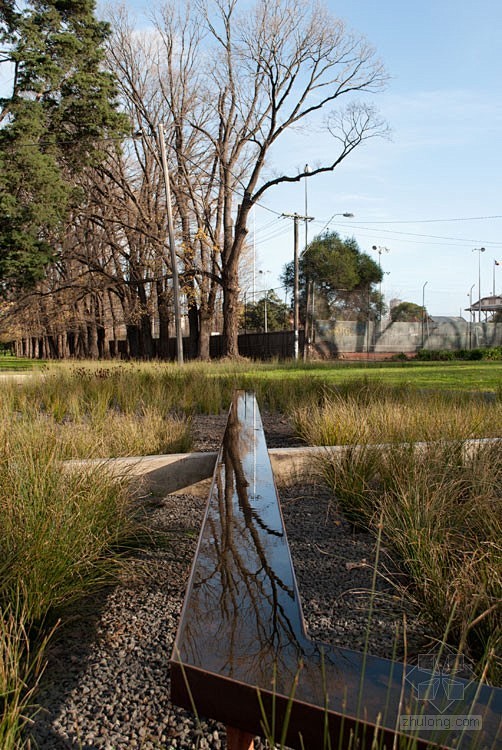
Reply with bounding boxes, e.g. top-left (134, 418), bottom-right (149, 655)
top-left (27, 480), bottom-right (427, 750)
